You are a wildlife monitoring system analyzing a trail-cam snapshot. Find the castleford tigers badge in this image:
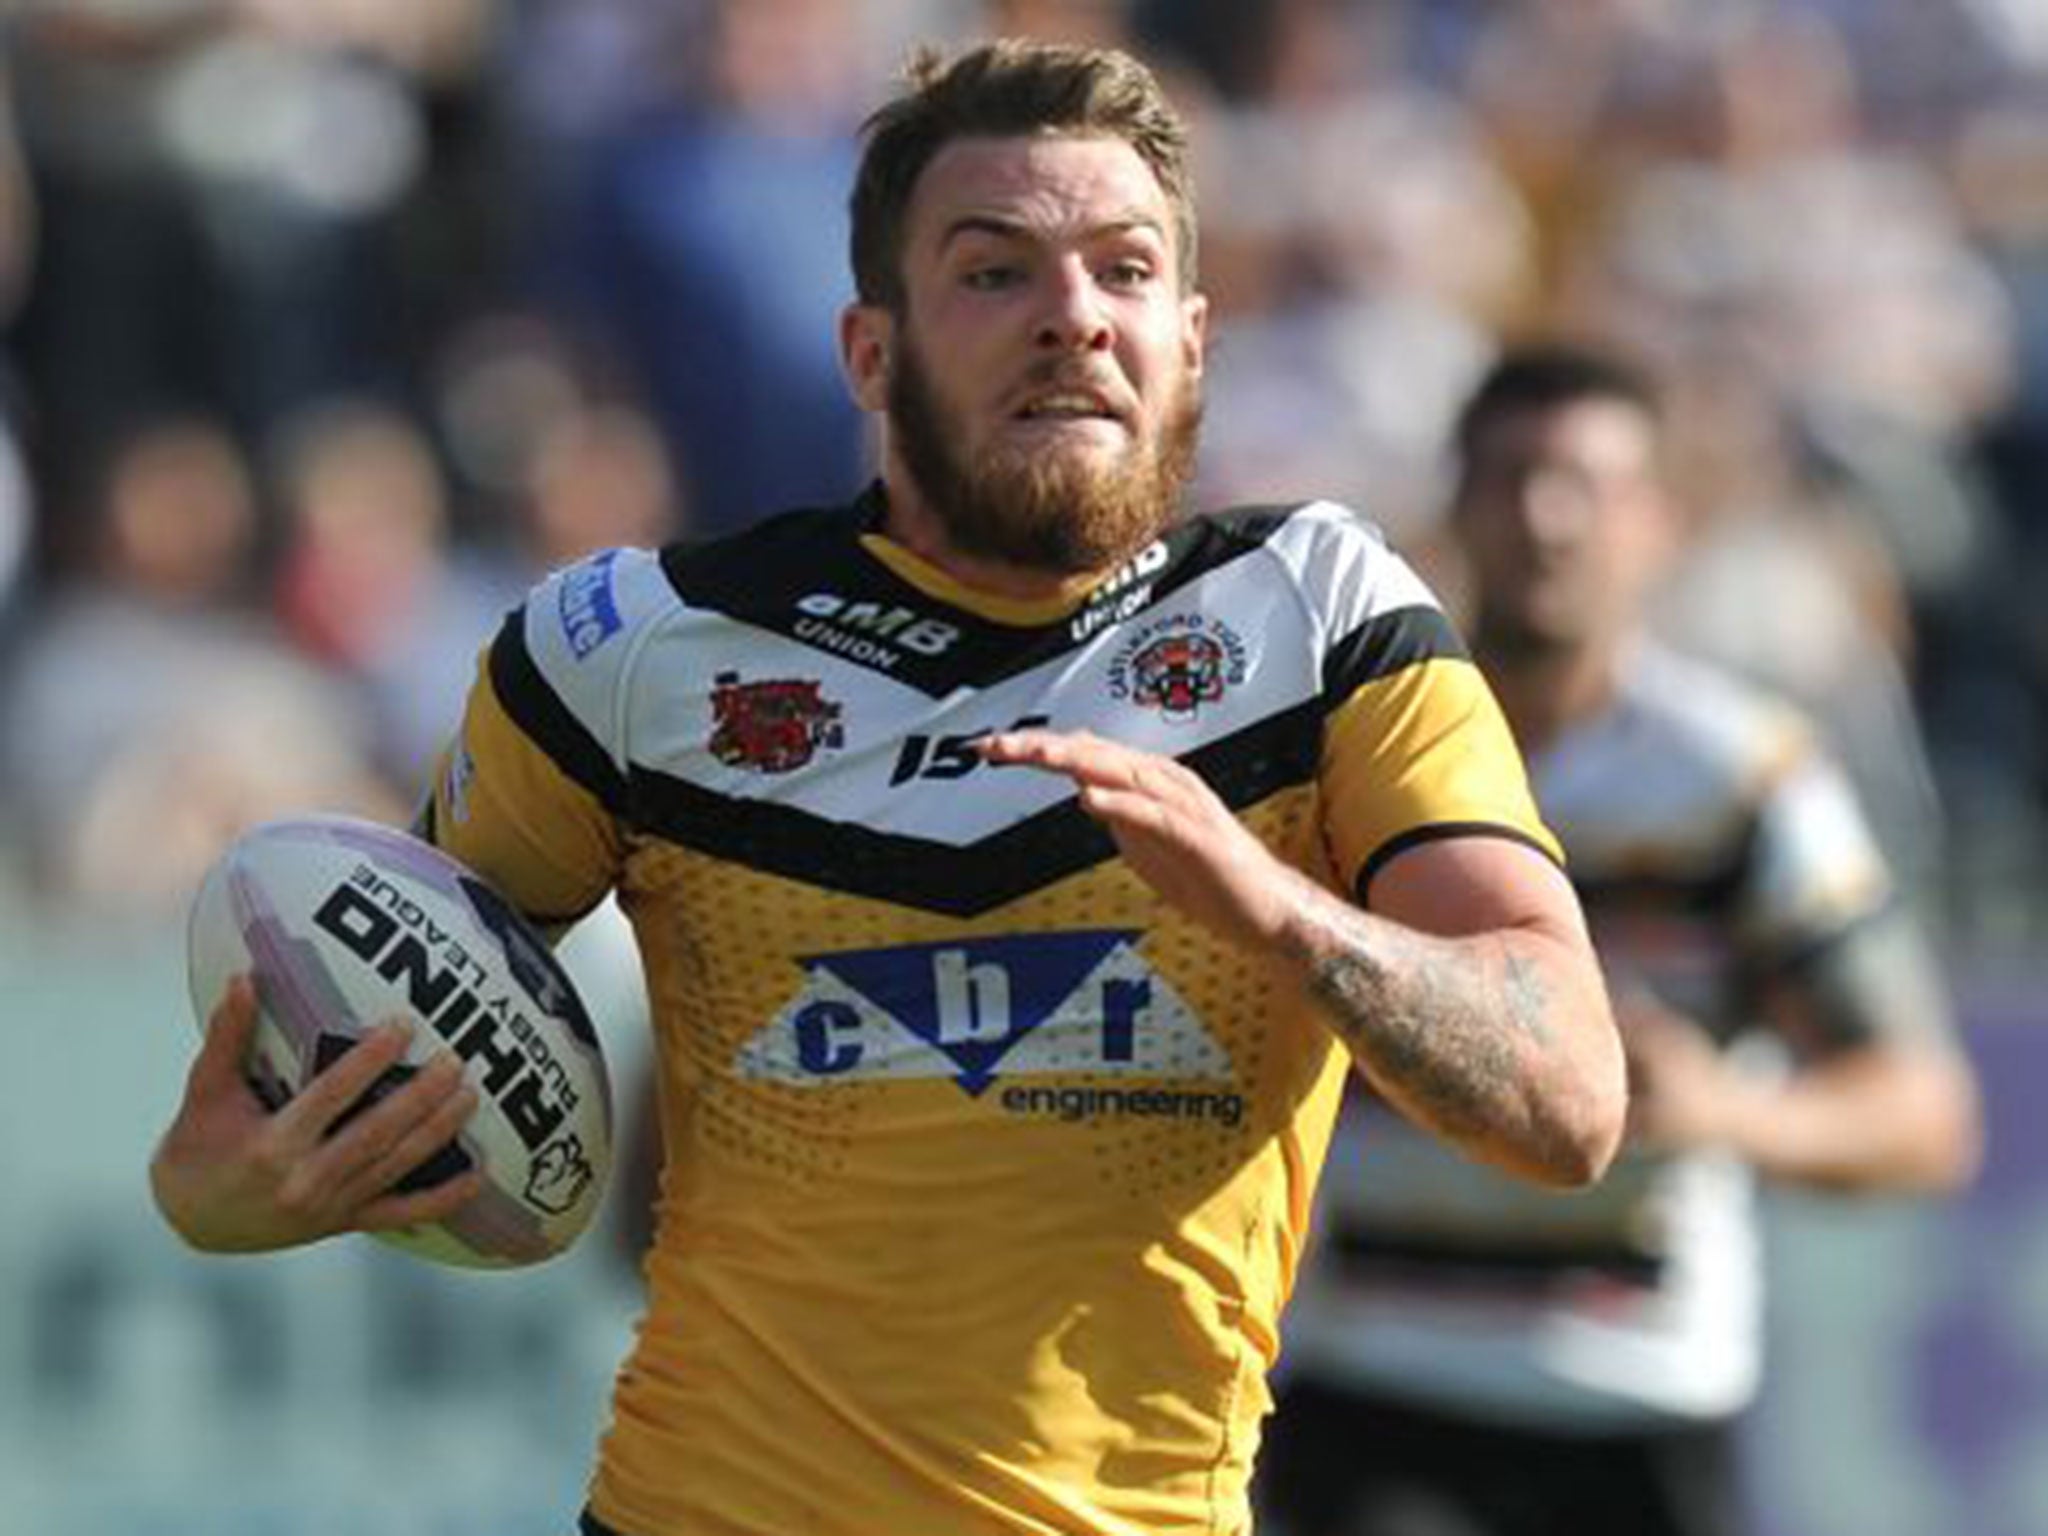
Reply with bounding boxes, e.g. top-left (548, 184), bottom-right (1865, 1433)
top-left (1107, 614), bottom-right (1249, 723)
top-left (709, 673), bottom-right (845, 773)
